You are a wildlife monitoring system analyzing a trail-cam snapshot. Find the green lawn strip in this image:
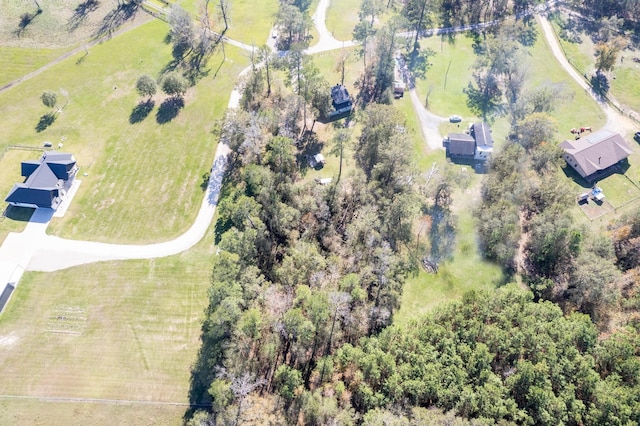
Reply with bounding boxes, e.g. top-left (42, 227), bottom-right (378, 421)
top-left (0, 46), bottom-right (70, 88)
top-left (0, 19), bottom-right (248, 243)
top-left (610, 66), bottom-right (640, 113)
top-left (394, 92), bottom-right (504, 325)
top-left (0, 227), bottom-right (215, 405)
top-left (0, 398), bottom-right (184, 426)
top-left (548, 15), bottom-right (595, 77)
top-left (325, 0), bottom-right (361, 41)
